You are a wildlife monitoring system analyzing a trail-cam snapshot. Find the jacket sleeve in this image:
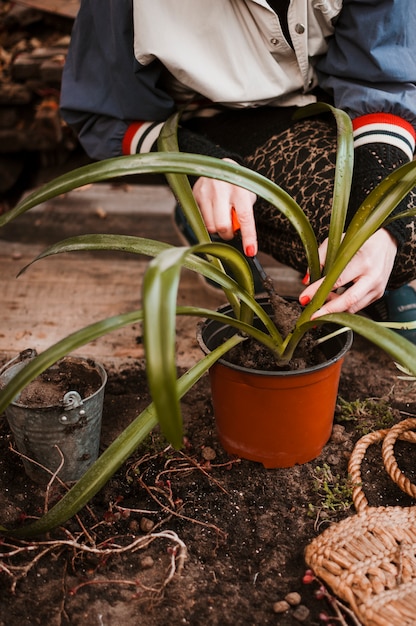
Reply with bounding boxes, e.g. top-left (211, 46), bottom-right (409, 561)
top-left (316, 0), bottom-right (416, 128)
top-left (317, 0), bottom-right (416, 247)
top-left (60, 0), bottom-right (175, 160)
